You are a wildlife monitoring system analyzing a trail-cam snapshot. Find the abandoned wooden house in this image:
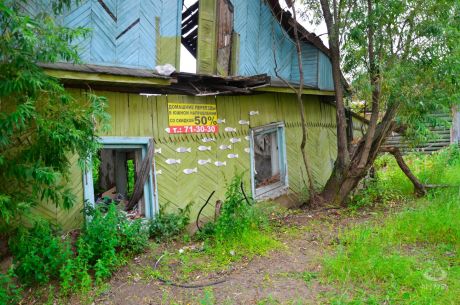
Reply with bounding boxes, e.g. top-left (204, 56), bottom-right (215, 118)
top-left (26, 0), bottom-right (367, 229)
